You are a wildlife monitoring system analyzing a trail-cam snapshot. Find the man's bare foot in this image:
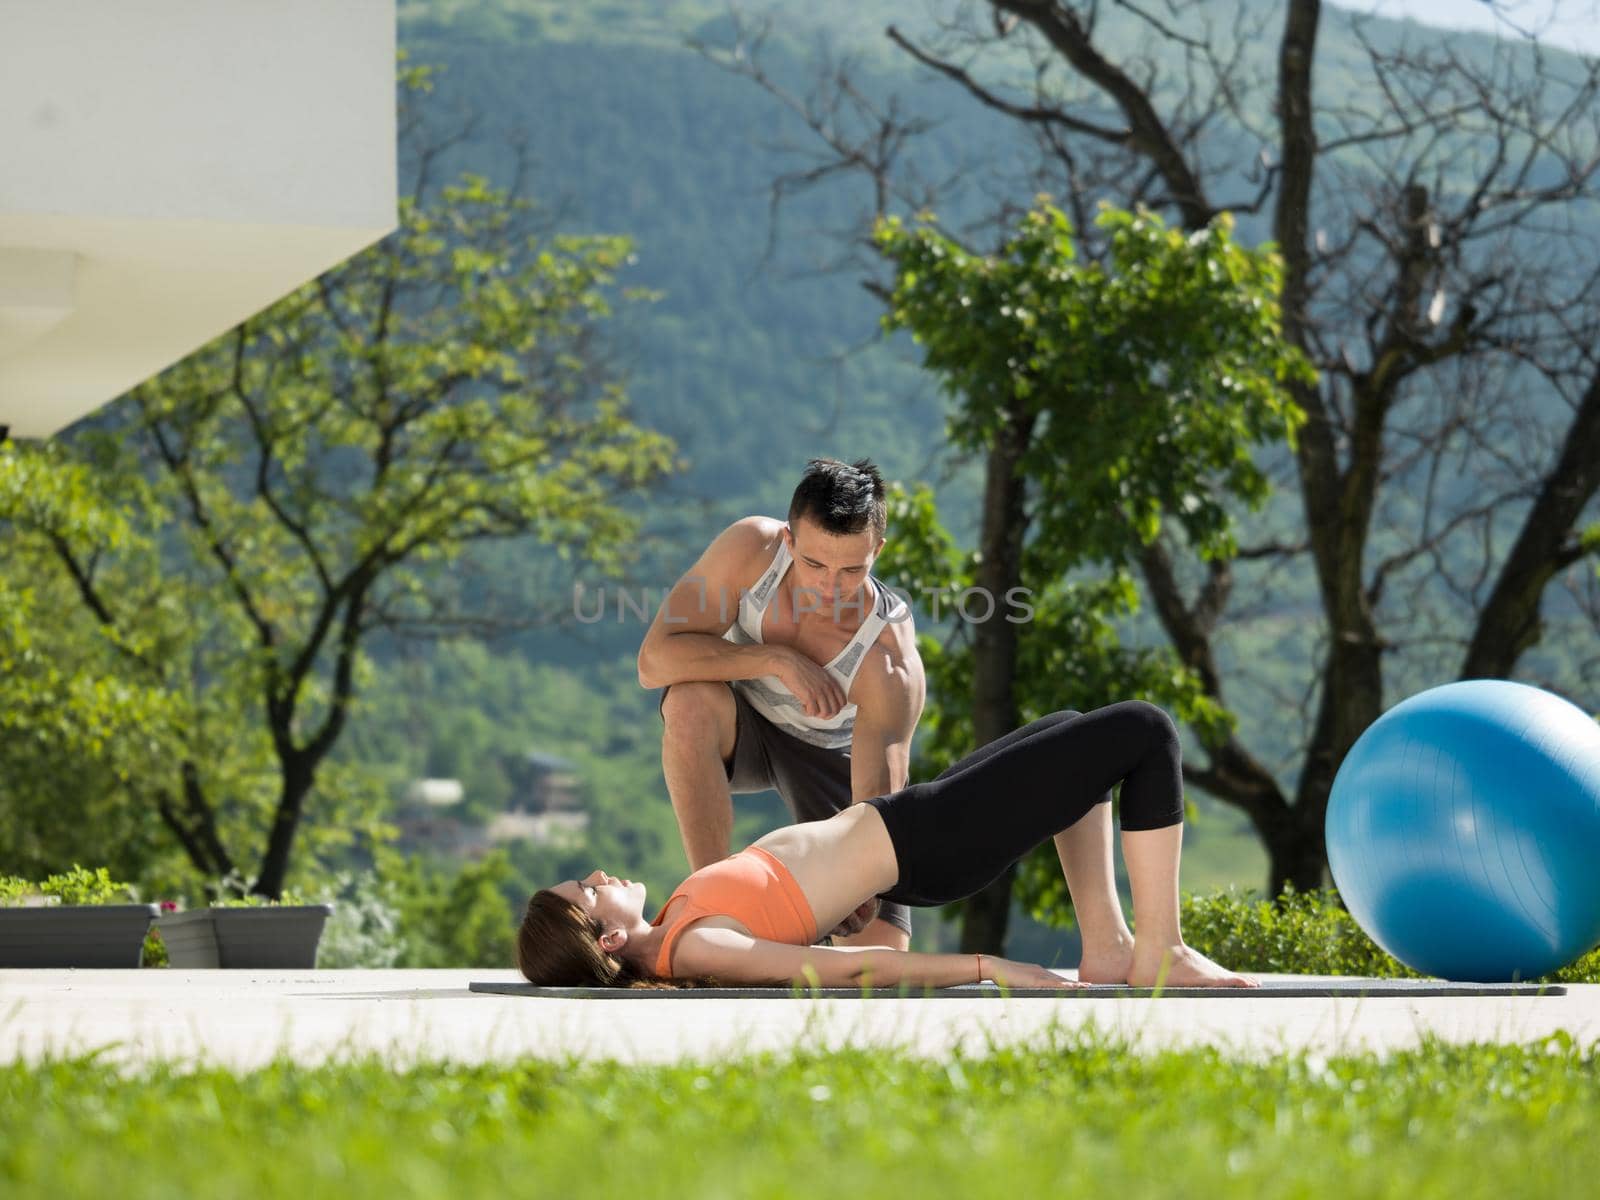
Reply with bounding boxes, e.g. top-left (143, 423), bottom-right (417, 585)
top-left (1128, 943), bottom-right (1257, 989)
top-left (1077, 935), bottom-right (1136, 985)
